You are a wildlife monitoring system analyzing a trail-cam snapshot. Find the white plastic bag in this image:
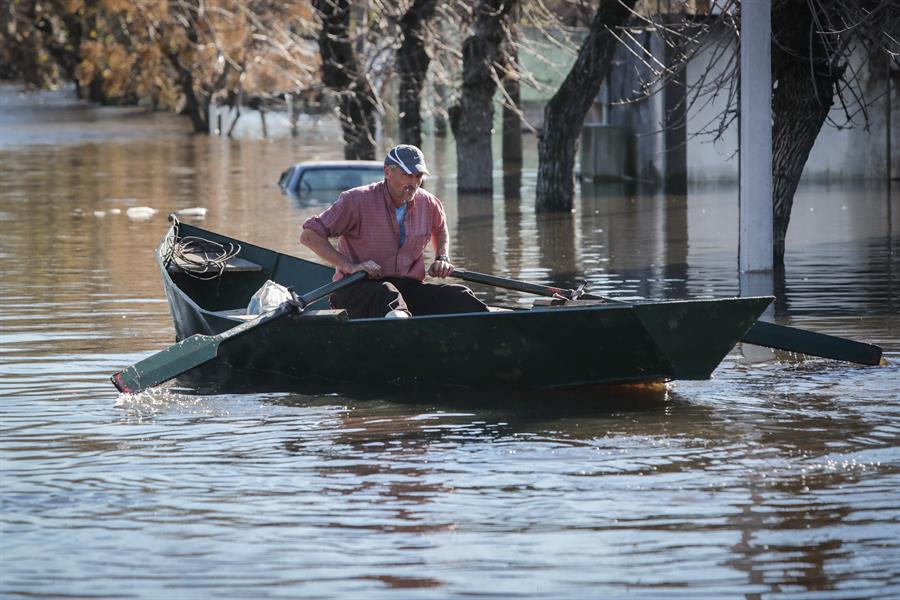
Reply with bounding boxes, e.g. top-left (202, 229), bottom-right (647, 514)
top-left (247, 280), bottom-right (293, 315)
